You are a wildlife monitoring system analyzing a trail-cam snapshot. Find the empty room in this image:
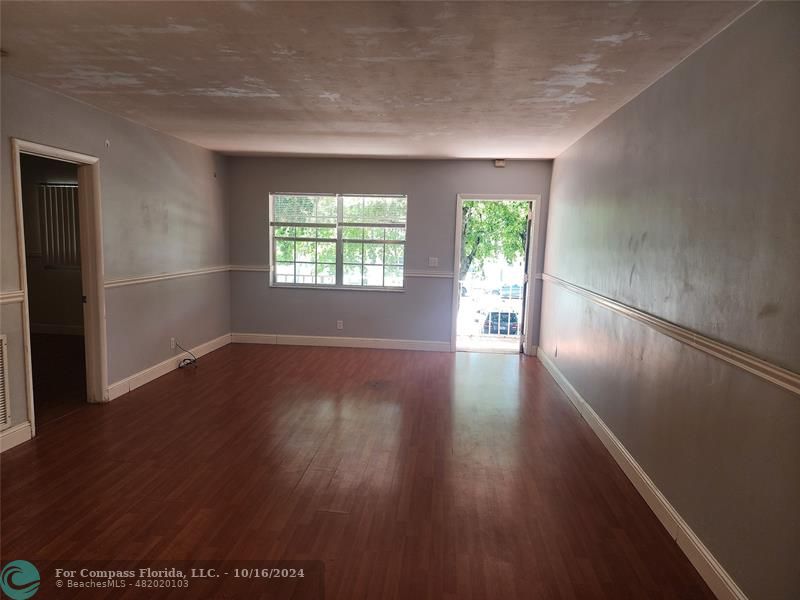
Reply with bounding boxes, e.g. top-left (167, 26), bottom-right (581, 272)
top-left (0, 1), bottom-right (797, 599)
